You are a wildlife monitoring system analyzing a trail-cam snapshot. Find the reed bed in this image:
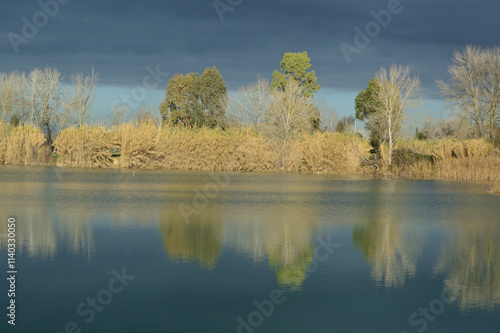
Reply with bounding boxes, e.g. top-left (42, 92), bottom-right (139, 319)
top-left (54, 125), bottom-right (112, 167)
top-left (287, 132), bottom-right (371, 174)
top-left (159, 125), bottom-right (277, 171)
top-left (382, 139), bottom-right (500, 181)
top-left (0, 123), bottom-right (48, 165)
top-left (2, 122), bottom-right (499, 181)
top-left (112, 122), bottom-right (165, 168)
